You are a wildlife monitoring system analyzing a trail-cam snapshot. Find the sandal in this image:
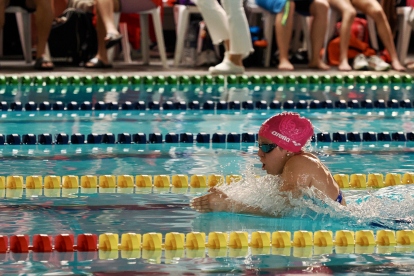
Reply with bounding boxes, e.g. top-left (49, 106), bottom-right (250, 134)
top-left (105, 33), bottom-right (123, 49)
top-left (34, 57), bottom-right (54, 71)
top-left (85, 58), bottom-right (113, 69)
